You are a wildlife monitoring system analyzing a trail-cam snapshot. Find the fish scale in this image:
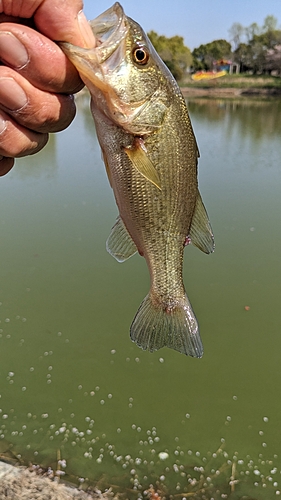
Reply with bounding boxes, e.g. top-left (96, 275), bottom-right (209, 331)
top-left (60, 2), bottom-right (214, 356)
